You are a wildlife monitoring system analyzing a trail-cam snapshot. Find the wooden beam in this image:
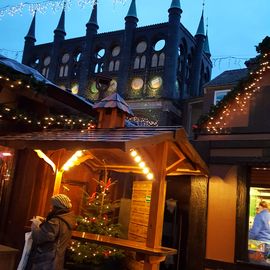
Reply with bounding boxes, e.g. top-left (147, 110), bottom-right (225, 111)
top-left (72, 231), bottom-right (176, 256)
top-left (168, 141), bottom-right (185, 160)
top-left (166, 157), bottom-right (186, 175)
top-left (146, 142), bottom-right (168, 250)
